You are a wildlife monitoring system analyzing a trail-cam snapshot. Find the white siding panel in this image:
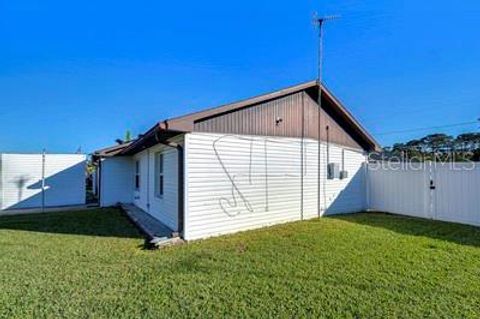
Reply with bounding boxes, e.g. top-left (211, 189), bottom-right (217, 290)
top-left (133, 151), bottom-right (149, 212)
top-left (324, 147), bottom-right (367, 215)
top-left (184, 133), bottom-right (366, 240)
top-left (1, 154), bottom-right (86, 210)
top-left (302, 142), bottom-right (366, 217)
top-left (132, 140), bottom-right (180, 231)
top-left (100, 157), bottom-right (134, 207)
top-left (302, 141), bottom-right (319, 219)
